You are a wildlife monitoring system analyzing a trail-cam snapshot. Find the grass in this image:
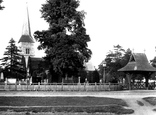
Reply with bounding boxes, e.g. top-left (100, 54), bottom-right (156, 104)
top-left (0, 106), bottom-right (134, 114)
top-left (136, 100), bottom-right (144, 106)
top-left (0, 96), bottom-right (127, 106)
top-left (0, 96), bottom-right (134, 114)
top-left (143, 97), bottom-right (156, 112)
top-left (143, 97), bottom-right (156, 106)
